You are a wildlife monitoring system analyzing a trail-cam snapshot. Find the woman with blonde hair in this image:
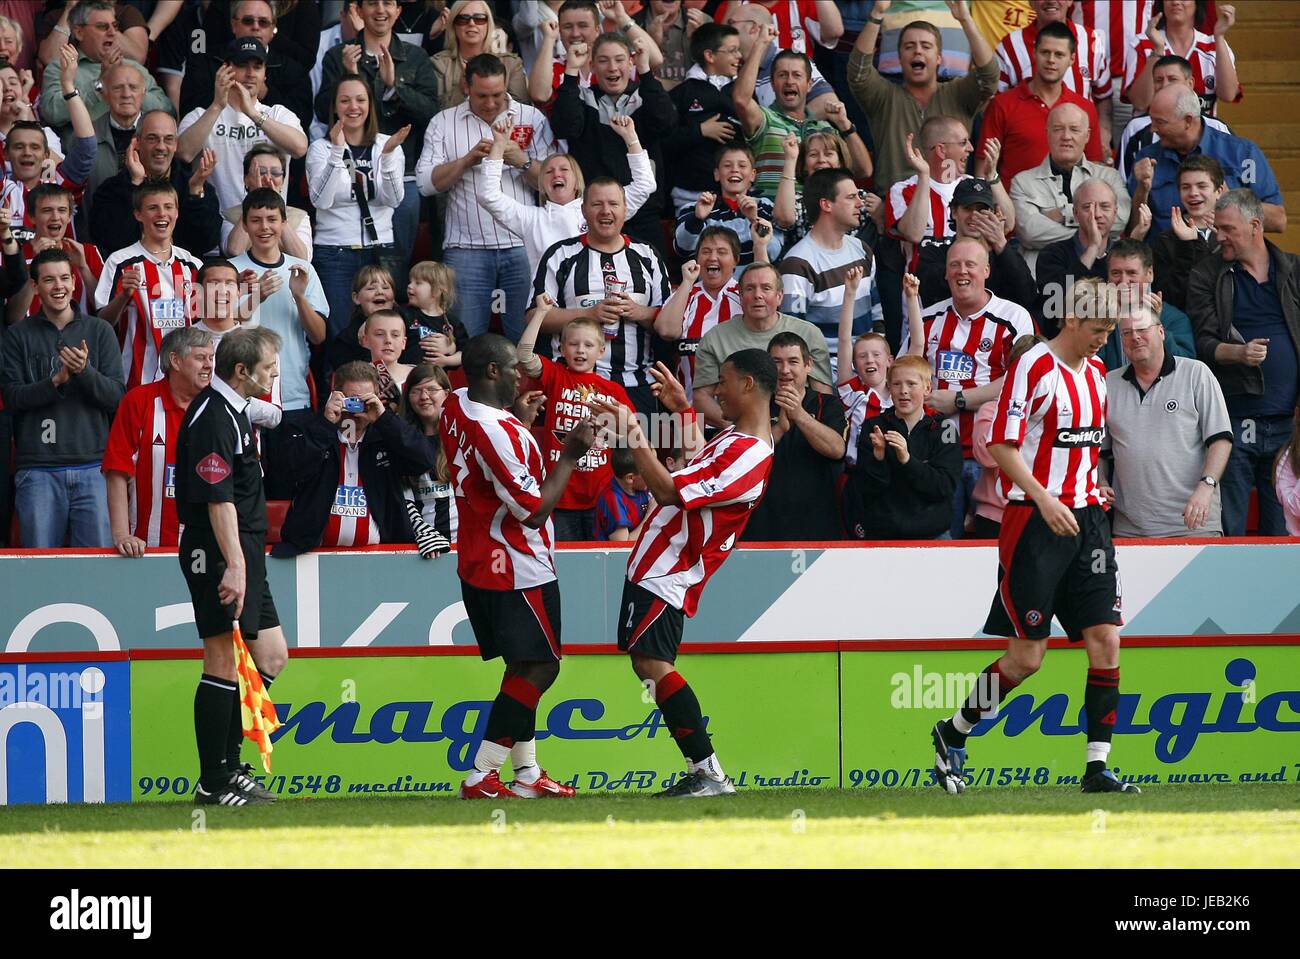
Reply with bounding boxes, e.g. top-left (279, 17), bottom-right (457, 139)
top-left (430, 0), bottom-right (528, 110)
